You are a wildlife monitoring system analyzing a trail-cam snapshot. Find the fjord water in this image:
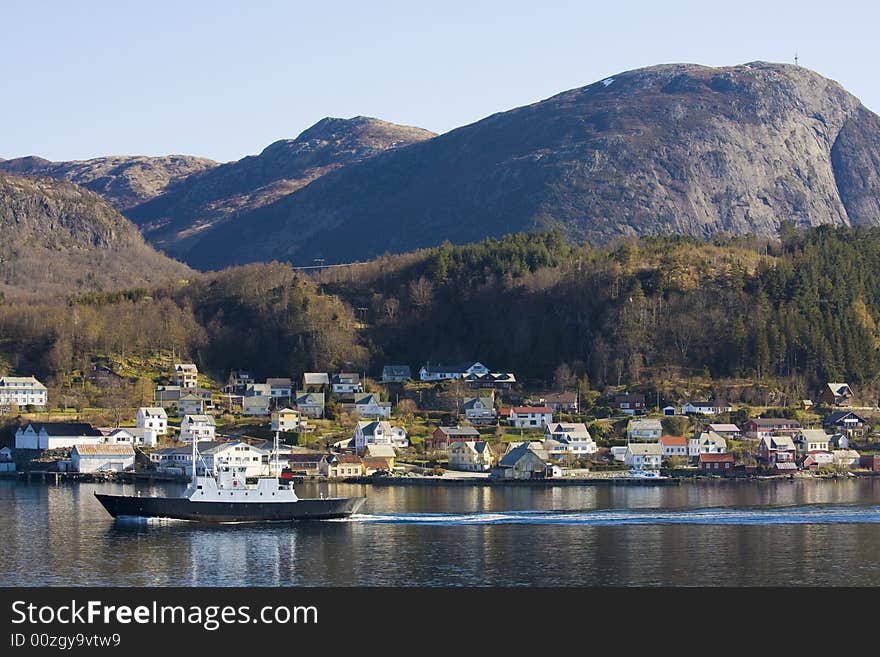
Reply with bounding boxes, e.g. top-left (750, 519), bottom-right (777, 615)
top-left (5, 478), bottom-right (880, 586)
